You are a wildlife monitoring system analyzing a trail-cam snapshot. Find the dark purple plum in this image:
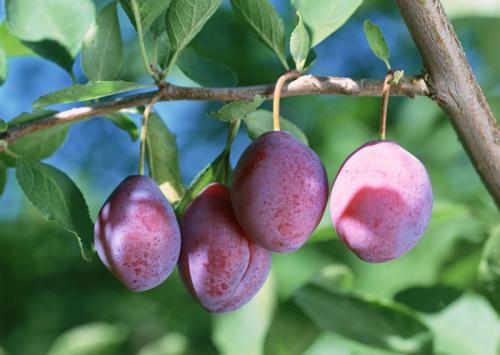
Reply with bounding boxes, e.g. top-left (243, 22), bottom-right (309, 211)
top-left (179, 183), bottom-right (271, 313)
top-left (231, 131), bottom-right (328, 252)
top-left (94, 175), bottom-right (180, 291)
